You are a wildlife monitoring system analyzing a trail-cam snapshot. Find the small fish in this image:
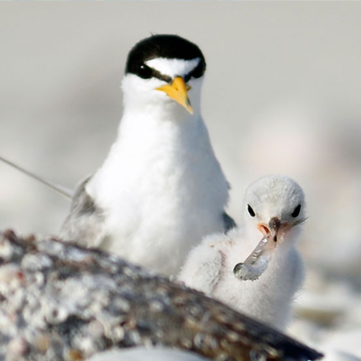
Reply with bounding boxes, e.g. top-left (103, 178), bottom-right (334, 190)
top-left (233, 235), bottom-right (277, 281)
